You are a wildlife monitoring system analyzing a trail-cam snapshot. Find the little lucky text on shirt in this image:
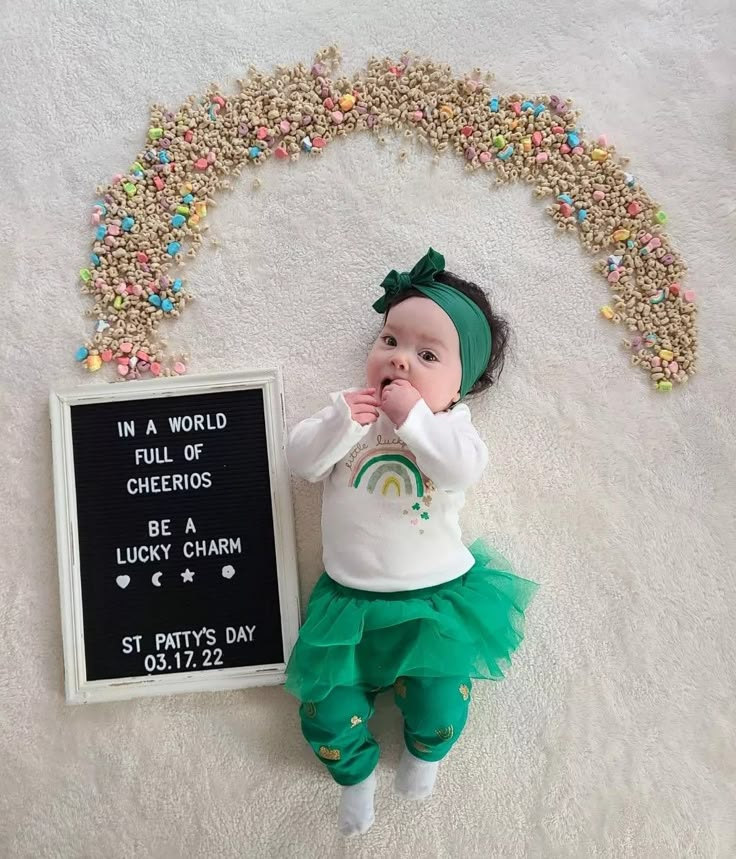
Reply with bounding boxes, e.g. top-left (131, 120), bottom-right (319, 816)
top-left (117, 411), bottom-right (226, 495)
